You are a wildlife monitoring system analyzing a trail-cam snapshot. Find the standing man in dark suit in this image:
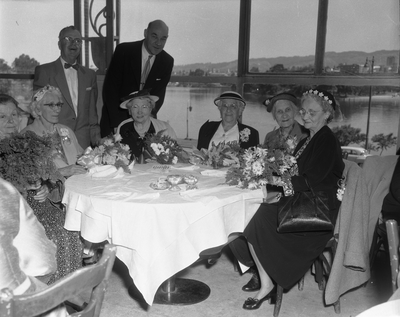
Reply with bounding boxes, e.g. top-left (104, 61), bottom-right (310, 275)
top-left (33, 26), bottom-right (101, 149)
top-left (100, 20), bottom-right (174, 137)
